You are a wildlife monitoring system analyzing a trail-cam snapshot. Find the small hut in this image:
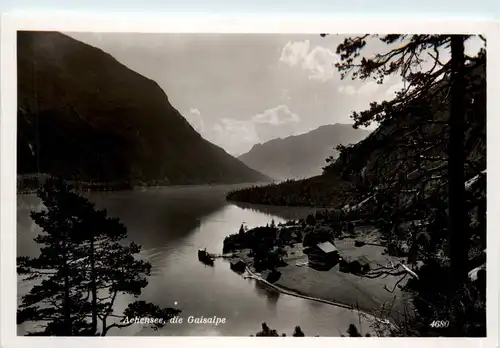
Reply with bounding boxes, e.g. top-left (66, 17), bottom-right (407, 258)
top-left (230, 259), bottom-right (247, 273)
top-left (339, 255), bottom-right (370, 274)
top-left (306, 241), bottom-right (339, 270)
top-left (354, 256), bottom-right (371, 274)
